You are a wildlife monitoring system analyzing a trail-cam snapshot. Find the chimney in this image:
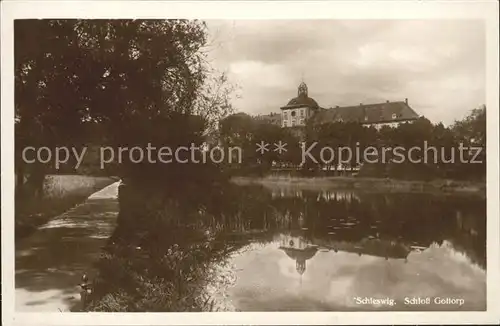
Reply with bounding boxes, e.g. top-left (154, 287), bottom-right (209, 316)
top-left (386, 100), bottom-right (389, 103)
top-left (405, 98), bottom-right (408, 105)
top-left (359, 103), bottom-right (363, 106)
top-left (336, 105), bottom-right (340, 108)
